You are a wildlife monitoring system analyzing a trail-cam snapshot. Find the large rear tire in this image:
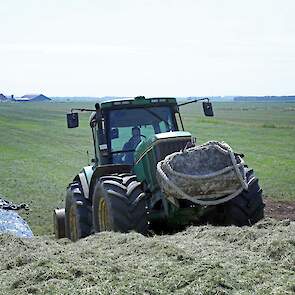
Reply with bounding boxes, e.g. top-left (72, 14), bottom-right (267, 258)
top-left (222, 167), bottom-right (265, 226)
top-left (65, 182), bottom-right (92, 241)
top-left (92, 174), bottom-right (148, 234)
